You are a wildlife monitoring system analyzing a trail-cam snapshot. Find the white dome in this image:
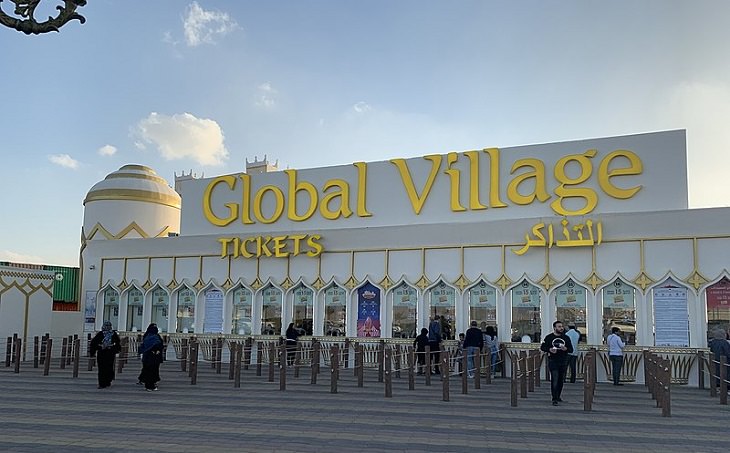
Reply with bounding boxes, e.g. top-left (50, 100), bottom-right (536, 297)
top-left (82, 165), bottom-right (181, 241)
top-left (84, 164), bottom-right (180, 209)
